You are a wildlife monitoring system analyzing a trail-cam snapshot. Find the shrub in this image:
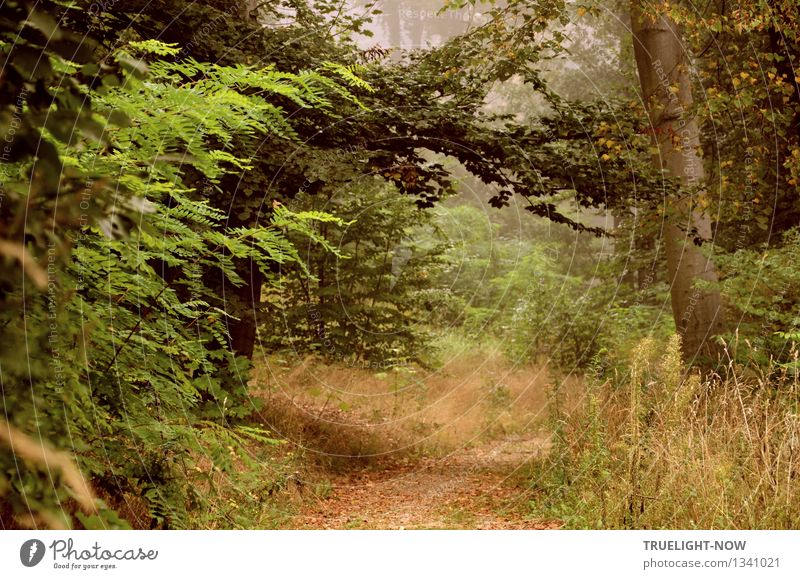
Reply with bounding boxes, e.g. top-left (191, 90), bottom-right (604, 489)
top-left (0, 32), bottom-right (358, 528)
top-left (714, 227), bottom-right (800, 372)
top-left (261, 184), bottom-right (447, 367)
